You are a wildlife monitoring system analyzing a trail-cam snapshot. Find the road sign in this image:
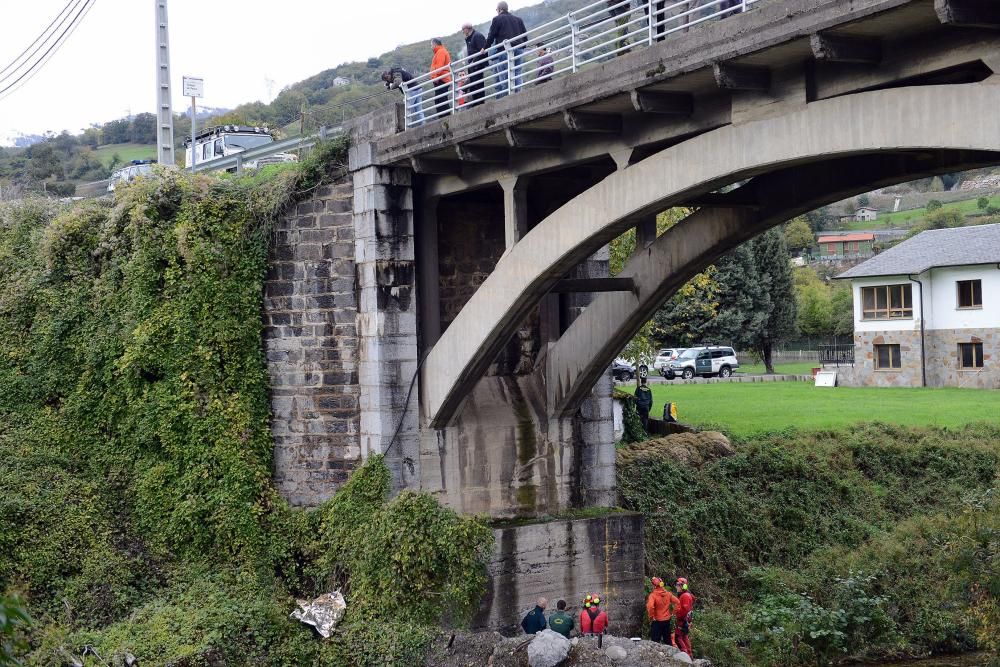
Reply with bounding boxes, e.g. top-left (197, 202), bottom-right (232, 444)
top-left (182, 76), bottom-right (204, 98)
